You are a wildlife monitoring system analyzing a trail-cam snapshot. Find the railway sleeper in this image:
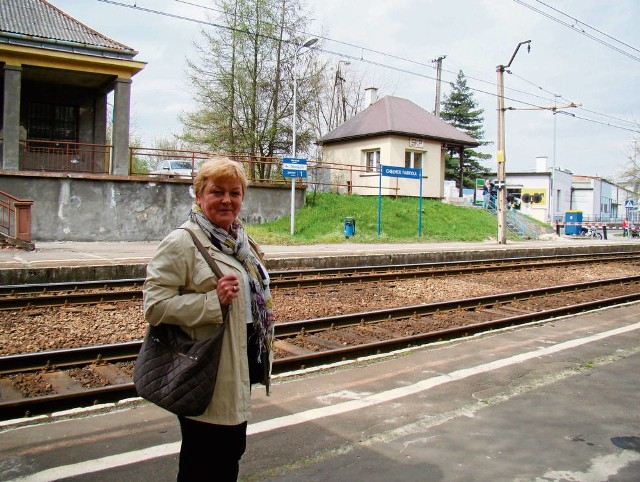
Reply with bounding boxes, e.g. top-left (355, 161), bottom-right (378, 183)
top-left (40, 371), bottom-right (84, 394)
top-left (92, 365), bottom-right (131, 385)
top-left (274, 339), bottom-right (316, 356)
top-left (0, 378), bottom-right (23, 401)
top-left (294, 334), bottom-right (346, 351)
